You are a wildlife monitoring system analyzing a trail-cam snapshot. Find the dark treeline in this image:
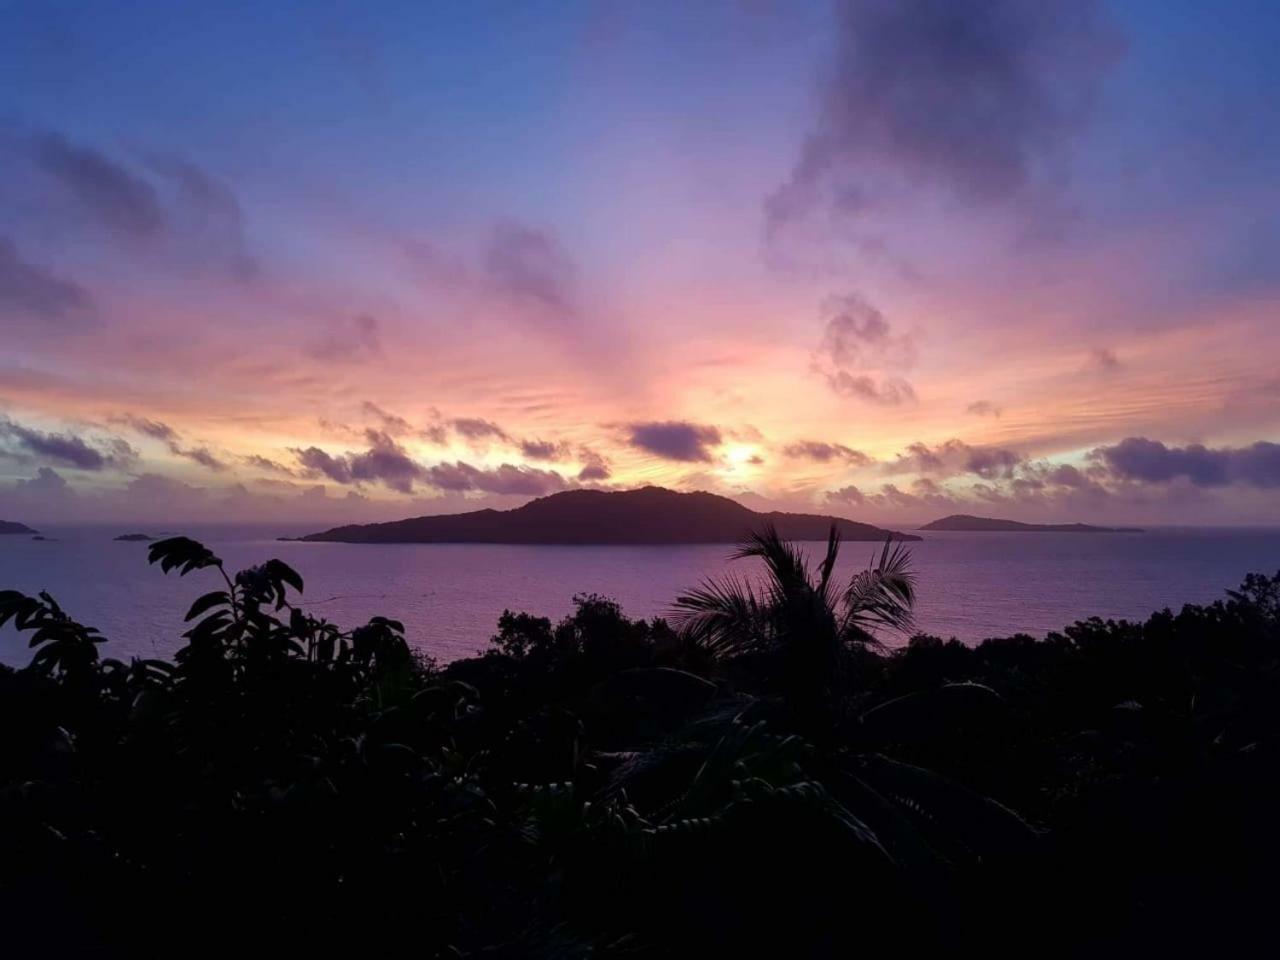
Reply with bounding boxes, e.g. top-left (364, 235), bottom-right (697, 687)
top-left (1, 531), bottom-right (1279, 957)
